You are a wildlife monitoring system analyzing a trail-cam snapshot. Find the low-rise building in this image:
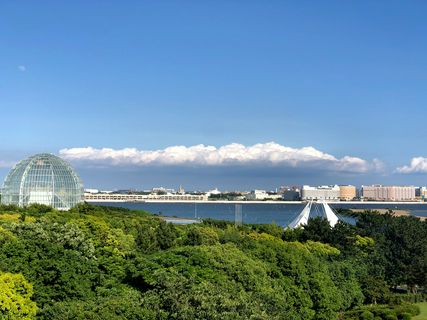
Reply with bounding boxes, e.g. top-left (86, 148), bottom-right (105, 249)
top-left (206, 188), bottom-right (221, 197)
top-left (245, 190), bottom-right (283, 200)
top-left (152, 187), bottom-right (176, 194)
top-left (84, 188), bottom-right (99, 194)
top-left (282, 190), bottom-right (301, 201)
top-left (246, 190), bottom-right (269, 200)
top-left (278, 186), bottom-right (301, 201)
top-left (84, 192), bottom-right (208, 202)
